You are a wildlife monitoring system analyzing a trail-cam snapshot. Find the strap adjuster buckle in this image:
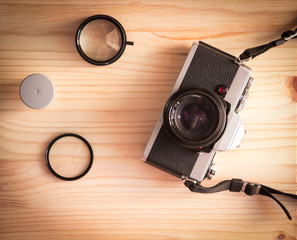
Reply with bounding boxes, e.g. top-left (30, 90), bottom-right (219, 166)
top-left (283, 31), bottom-right (297, 41)
top-left (241, 182), bottom-right (261, 195)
